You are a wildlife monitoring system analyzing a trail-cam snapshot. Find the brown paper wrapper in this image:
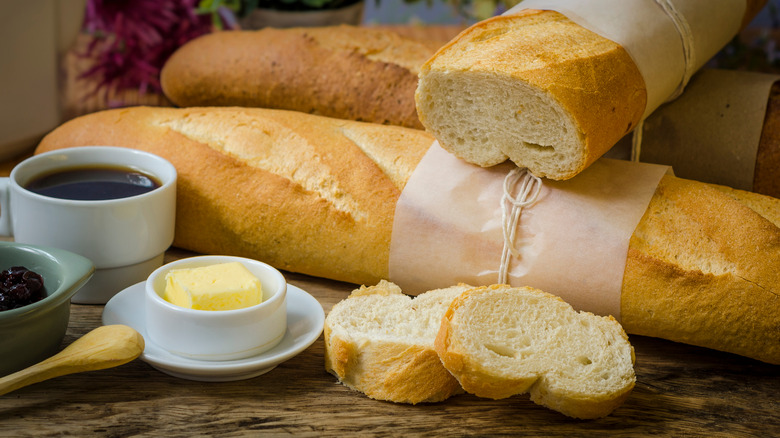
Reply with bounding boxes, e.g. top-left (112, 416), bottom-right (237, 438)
top-left (389, 142), bottom-right (668, 320)
top-left (509, 0), bottom-right (747, 119)
top-left (608, 68), bottom-right (780, 198)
